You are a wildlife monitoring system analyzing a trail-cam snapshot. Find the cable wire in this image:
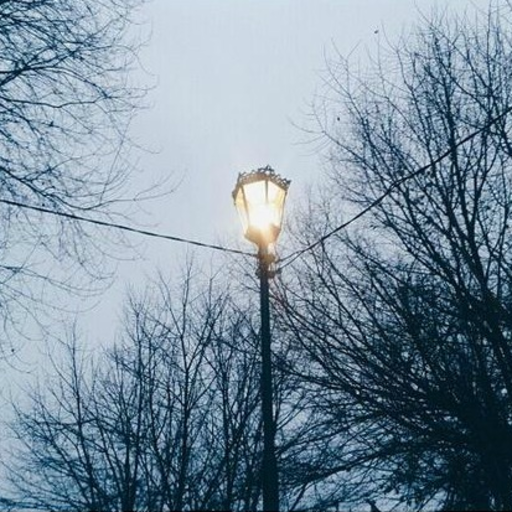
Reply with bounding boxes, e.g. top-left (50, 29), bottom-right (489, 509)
top-left (1, 108), bottom-right (510, 265)
top-left (0, 198), bottom-right (255, 258)
top-left (278, 107), bottom-right (512, 269)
